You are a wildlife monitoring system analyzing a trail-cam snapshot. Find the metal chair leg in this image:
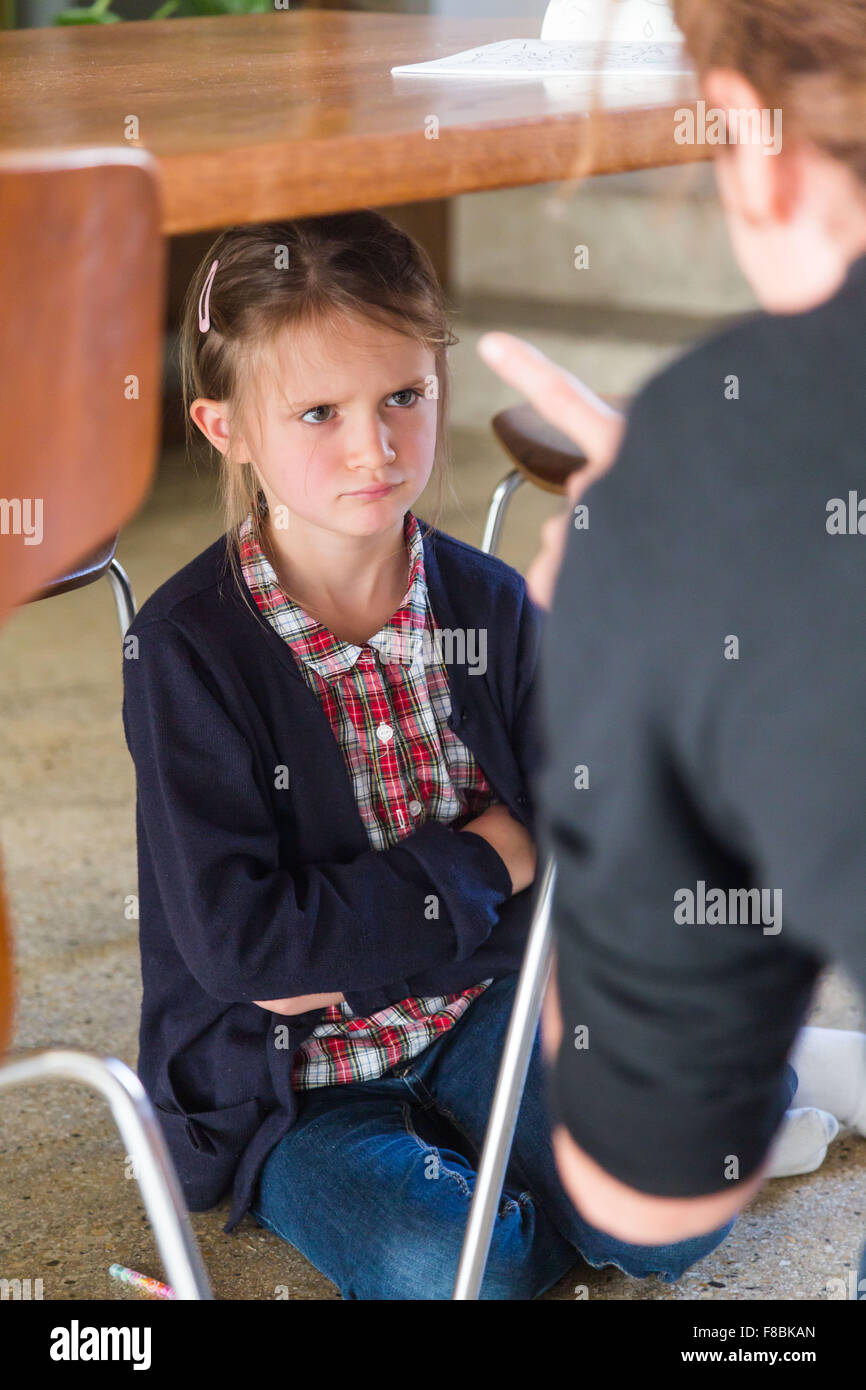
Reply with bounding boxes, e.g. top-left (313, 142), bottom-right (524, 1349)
top-left (456, 463), bottom-right (556, 1298)
top-left (452, 856), bottom-right (557, 1299)
top-left (107, 557), bottom-right (137, 638)
top-left (481, 471), bottom-right (524, 556)
top-left (0, 1047), bottom-right (213, 1300)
